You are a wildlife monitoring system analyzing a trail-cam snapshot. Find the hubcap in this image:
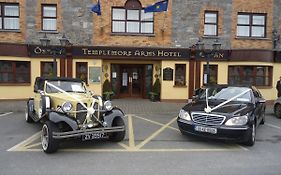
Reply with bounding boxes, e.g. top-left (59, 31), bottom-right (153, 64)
top-left (41, 125), bottom-right (49, 151)
top-left (25, 110), bottom-right (28, 121)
